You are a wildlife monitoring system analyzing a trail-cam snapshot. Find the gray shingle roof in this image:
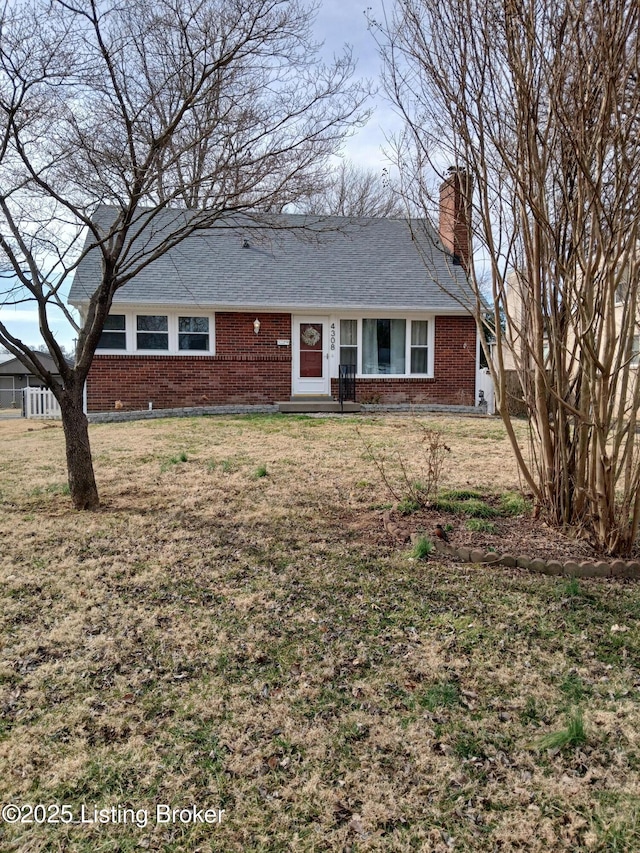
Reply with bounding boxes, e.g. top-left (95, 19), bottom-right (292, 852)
top-left (68, 208), bottom-right (474, 313)
top-left (0, 352), bottom-right (61, 375)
